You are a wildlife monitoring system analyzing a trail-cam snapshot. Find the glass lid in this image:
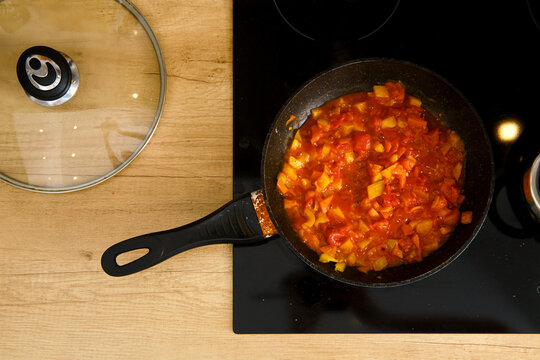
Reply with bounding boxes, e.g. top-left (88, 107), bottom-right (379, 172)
top-left (0, 0), bottom-right (166, 192)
